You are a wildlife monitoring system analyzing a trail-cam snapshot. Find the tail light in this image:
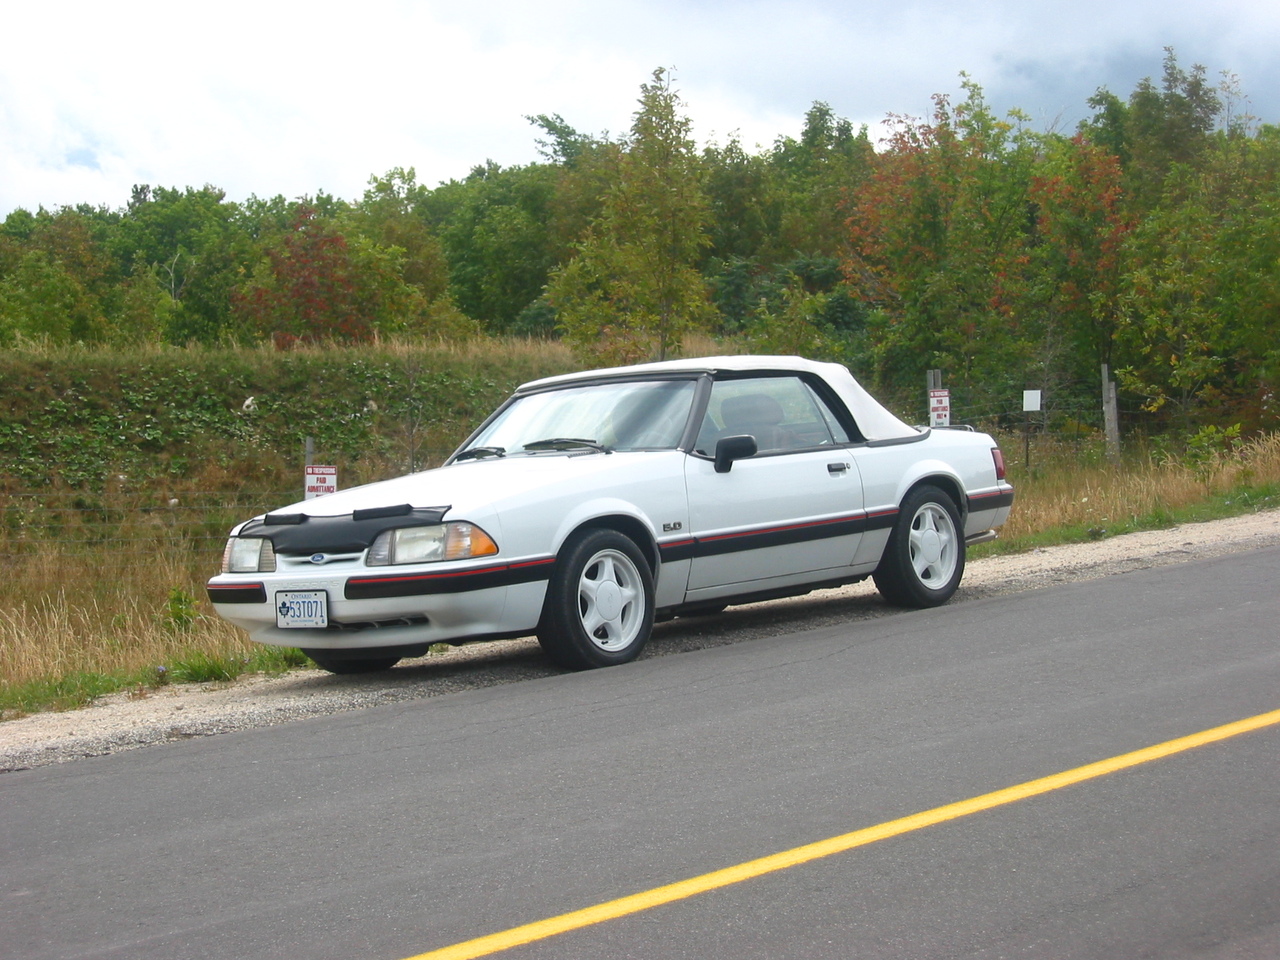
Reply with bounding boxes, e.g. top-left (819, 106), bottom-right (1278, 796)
top-left (991, 447), bottom-right (1007, 481)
